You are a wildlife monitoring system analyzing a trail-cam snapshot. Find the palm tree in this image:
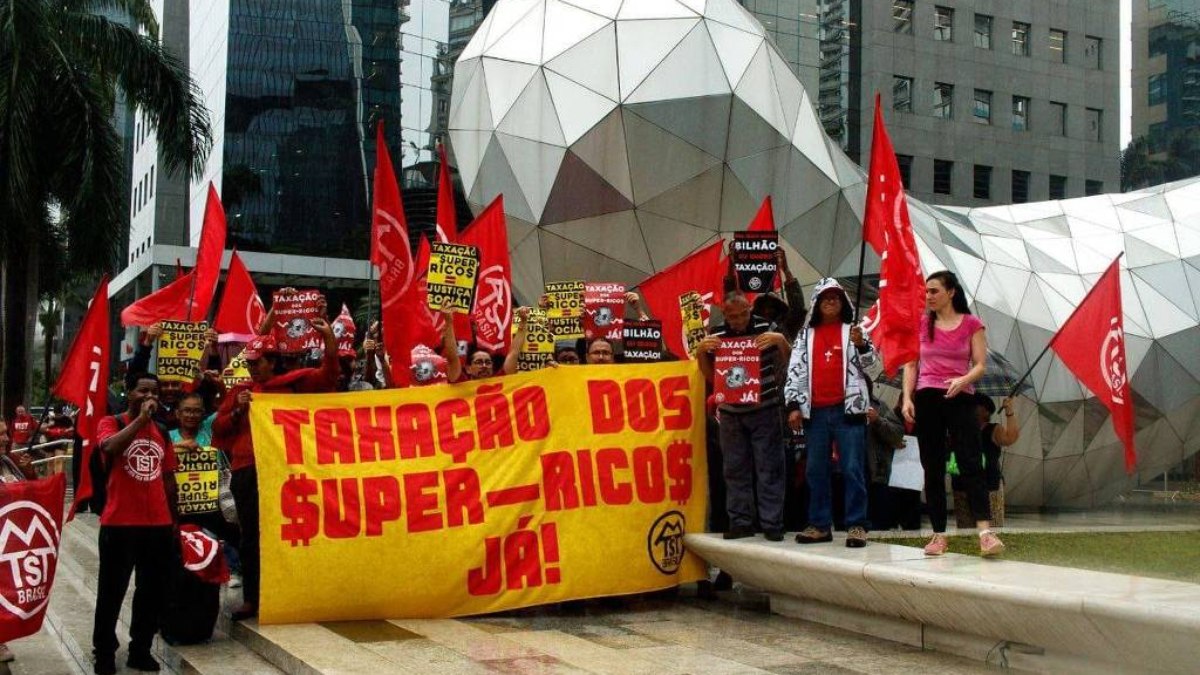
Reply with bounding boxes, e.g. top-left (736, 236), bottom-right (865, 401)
top-left (0, 0), bottom-right (212, 415)
top-left (1121, 128), bottom-right (1200, 191)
